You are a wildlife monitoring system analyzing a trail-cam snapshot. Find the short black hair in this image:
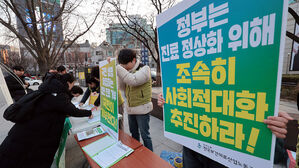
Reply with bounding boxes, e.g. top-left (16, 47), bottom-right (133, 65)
top-left (57, 65), bottom-right (66, 73)
top-left (86, 77), bottom-right (92, 84)
top-left (86, 77), bottom-right (98, 83)
top-left (61, 73), bottom-right (75, 84)
top-left (70, 86), bottom-right (83, 95)
top-left (90, 77), bottom-right (99, 85)
top-left (13, 66), bottom-right (24, 71)
top-left (91, 66), bottom-right (99, 79)
top-left (117, 49), bottom-right (136, 64)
